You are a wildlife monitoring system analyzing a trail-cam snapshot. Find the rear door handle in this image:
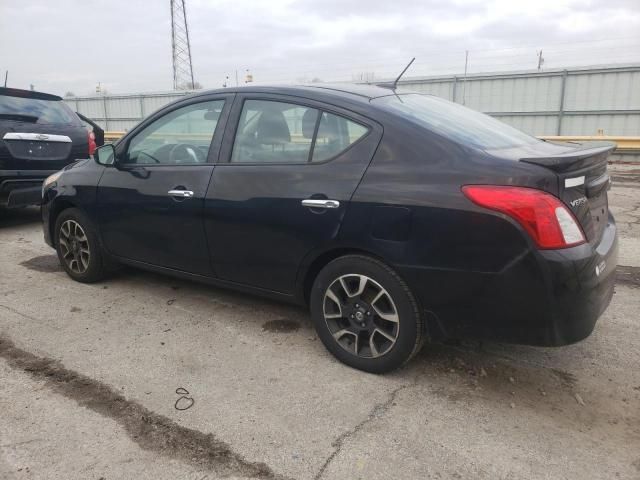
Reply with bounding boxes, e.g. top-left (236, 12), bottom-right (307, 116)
top-left (301, 199), bottom-right (340, 209)
top-left (168, 189), bottom-right (194, 198)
